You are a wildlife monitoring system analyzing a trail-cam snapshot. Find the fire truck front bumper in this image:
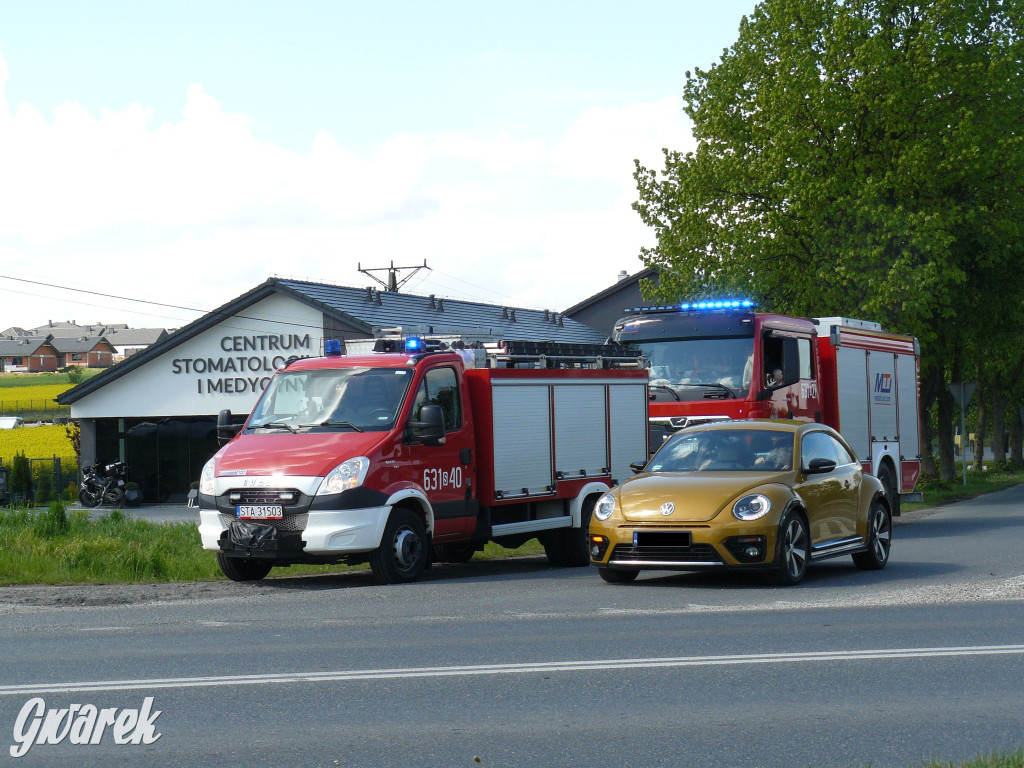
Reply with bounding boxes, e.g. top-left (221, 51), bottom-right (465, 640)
top-left (198, 506), bottom-right (392, 557)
